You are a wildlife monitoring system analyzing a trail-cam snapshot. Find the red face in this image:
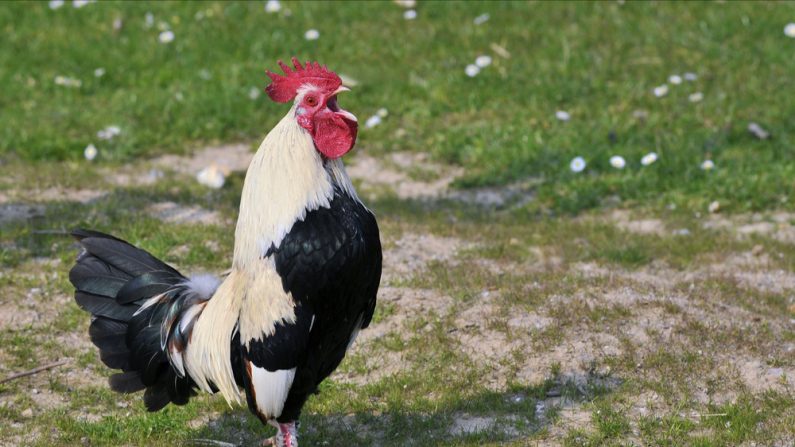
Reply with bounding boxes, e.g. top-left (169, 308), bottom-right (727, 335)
top-left (295, 87), bottom-right (358, 159)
